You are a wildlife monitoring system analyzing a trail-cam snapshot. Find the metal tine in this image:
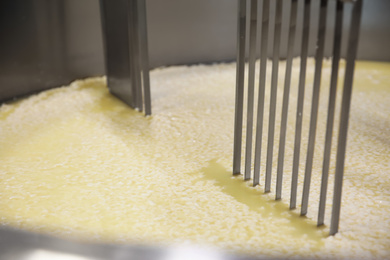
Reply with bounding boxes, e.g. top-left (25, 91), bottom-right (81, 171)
top-left (330, 0), bottom-right (363, 236)
top-left (129, 0), bottom-right (143, 111)
top-left (301, 0), bottom-right (329, 216)
top-left (290, 0), bottom-right (311, 210)
top-left (128, 1), bottom-right (138, 108)
top-left (244, 0), bottom-right (259, 181)
top-left (275, 0), bottom-right (298, 200)
top-left (138, 0), bottom-right (152, 116)
top-left (253, 0), bottom-right (270, 187)
top-left (233, 0), bottom-right (247, 176)
top-left (318, 0), bottom-right (344, 226)
top-left (264, 0), bottom-right (283, 193)
top-left (100, 0), bottom-right (134, 108)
